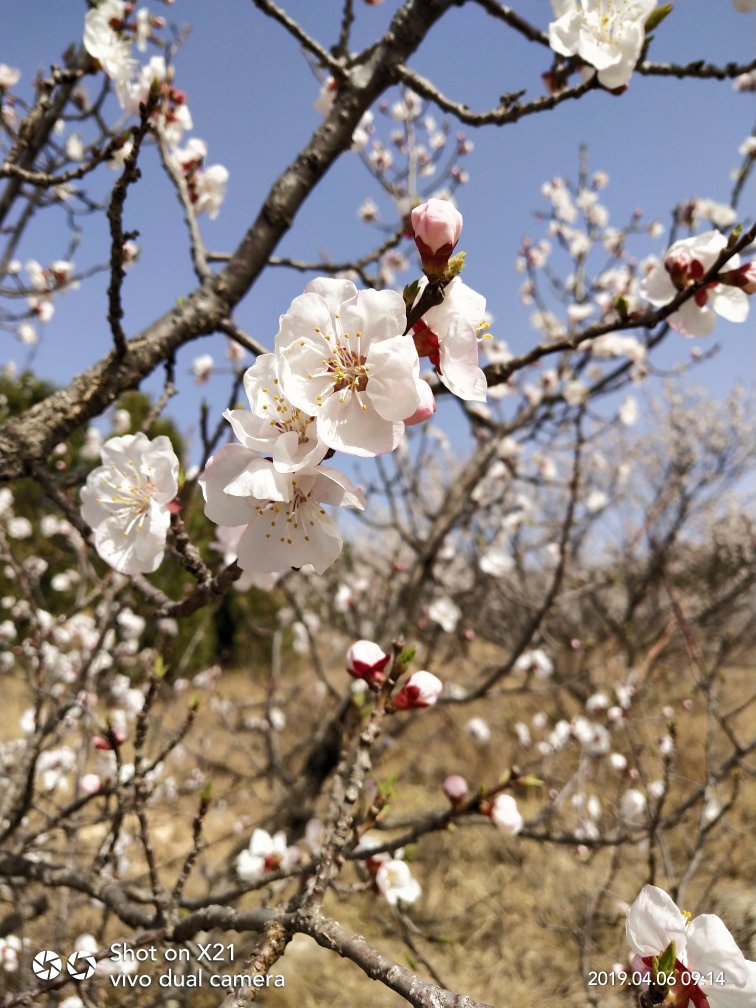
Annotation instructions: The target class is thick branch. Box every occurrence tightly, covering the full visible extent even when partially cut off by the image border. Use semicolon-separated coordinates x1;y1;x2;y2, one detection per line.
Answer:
298;911;495;1008
0;0;462;481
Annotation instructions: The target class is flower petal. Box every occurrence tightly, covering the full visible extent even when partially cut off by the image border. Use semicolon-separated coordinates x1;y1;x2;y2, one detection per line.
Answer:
687;915;749;988
626;884;689;958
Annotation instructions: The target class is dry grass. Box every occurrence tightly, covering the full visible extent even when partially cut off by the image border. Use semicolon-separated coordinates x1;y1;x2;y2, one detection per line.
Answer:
2;648;755;1007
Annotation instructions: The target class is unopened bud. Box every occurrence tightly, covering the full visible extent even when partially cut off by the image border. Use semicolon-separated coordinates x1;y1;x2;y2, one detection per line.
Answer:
443;774;469;804
411;198;462;279
404;381;436;426
393;670;443;710
719;261;756;293
346;639;391;686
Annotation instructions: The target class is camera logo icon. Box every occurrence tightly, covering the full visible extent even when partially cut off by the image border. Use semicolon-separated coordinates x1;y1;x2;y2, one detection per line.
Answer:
67;950;97;980
31;950;62;981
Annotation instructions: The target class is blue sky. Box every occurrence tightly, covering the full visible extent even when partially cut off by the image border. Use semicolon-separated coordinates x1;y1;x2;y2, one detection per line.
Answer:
2;0;755;463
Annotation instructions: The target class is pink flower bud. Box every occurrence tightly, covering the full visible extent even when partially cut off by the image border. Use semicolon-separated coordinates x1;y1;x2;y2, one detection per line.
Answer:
403;381;436;427
719;261;756;293
443;774;469;804
488;793;524;835
393;670;443;710
346;639;391;686
411;199;462;254
79;773;102;795
411;198;462;277
92;734;112;750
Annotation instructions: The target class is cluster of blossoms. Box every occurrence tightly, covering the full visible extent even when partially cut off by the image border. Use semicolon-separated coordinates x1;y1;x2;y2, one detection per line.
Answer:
345;640;443;709
2;255;79;346
197;200;487;577
641;229;752;338
79;199;487;577
442;776;524;835
83;1;228;218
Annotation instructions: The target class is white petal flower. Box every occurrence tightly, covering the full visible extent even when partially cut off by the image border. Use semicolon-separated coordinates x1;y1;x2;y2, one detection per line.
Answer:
192;164;229;219
619;787;646;824
479;547;514;577
514;648;554;678
200;445;365;575
641;230;748;338
236;828;294;883
80;433;179;575
413;277;488;402
83;0;136;106
375;859;421;906
489;794;524;835
224;354;327;473
275;278;422;456
427;596;461;633
549;1;658;90
0;64;21;89
627;885;756;1008
466;716;491;743
192;353;214;383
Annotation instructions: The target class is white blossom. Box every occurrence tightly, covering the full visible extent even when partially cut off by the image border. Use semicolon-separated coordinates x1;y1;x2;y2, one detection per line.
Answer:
627;885;756;1007
489;794;524;835
83;0;136;107
200;446;365;575
641;230;749;337
549;0;658;90
224;354;327;473
375;859;421;906
413;278;488;402
275;278;422;456
80;433;179;575
619;787;646;824
427;596;461;633
236;828;296;883
0;64;21;89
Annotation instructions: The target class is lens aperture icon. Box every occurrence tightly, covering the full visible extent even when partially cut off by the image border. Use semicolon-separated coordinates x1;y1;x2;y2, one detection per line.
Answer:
32;950;62;981
67;950;97;980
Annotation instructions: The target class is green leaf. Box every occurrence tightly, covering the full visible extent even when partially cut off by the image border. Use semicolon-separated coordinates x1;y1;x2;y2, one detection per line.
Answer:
403;842;418;861
405;954;417;970
396;646;416;670
645;4;673;33
154;654;166;679
614;295;629;320
518;775;544;788
445;251;467;278
402;279;420;307
656;939;676;977
379;772;398;799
